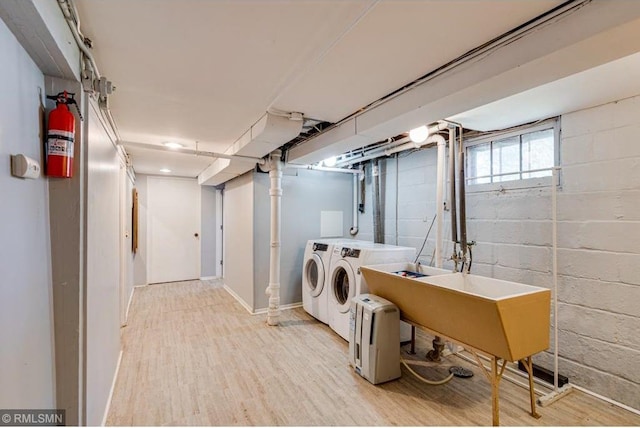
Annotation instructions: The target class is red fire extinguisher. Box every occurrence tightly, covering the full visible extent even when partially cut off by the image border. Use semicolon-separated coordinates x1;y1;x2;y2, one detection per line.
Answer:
46;91;80;178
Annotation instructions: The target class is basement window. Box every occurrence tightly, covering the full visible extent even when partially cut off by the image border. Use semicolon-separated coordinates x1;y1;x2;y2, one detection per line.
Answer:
465;119;559;190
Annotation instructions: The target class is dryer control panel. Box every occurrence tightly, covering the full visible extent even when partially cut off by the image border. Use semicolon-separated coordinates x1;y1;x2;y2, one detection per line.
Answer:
313;243;329;252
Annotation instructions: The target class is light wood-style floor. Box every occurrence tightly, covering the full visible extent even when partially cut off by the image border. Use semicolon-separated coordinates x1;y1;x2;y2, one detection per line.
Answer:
107;279;640;426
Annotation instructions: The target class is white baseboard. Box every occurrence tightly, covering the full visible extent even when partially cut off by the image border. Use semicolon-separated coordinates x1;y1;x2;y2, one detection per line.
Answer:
252;302;303;315
223;285;254;314
200;276;219;280
101;350;123;426
133;283;148;288
222;285;303;315
124;288;135;323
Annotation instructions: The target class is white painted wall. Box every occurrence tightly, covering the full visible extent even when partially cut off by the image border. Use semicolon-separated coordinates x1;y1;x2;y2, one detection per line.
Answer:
201;186;217;278
85;101;122;426
0;16;55;409
124;171;135;319
357;95;640;410
133;175;148;286
223;172;254;310
252;169;353;310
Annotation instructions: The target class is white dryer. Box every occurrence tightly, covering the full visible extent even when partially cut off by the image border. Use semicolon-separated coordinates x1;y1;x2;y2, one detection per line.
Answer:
327;243;415;341
302;239;371;324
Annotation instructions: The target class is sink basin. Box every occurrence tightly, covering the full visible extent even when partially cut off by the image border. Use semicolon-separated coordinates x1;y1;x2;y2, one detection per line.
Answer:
359;268;551;361
360;262;451;290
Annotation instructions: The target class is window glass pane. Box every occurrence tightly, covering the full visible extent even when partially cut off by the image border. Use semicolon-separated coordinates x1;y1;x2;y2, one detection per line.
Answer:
492;136;520;182
467;143;491;184
522;129;554;178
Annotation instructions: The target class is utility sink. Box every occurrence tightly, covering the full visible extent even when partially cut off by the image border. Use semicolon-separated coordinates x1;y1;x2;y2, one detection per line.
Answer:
360;262;451;287
359;268;551;361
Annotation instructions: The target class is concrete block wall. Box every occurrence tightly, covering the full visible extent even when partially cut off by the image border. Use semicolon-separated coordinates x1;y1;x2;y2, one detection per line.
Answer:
358;149;443;255
546;95;640;409
357;95;640;410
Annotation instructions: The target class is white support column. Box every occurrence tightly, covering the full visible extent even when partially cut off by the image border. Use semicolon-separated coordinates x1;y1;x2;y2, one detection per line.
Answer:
266;151;283;326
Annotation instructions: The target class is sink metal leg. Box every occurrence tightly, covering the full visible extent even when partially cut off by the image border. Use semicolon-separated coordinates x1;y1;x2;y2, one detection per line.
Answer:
491;357;500;426
520;356;541;419
471;351;506;426
409;325;416;354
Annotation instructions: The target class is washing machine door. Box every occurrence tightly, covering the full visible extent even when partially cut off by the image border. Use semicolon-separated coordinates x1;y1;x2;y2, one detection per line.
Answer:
331;259;356;314
304;253;325;298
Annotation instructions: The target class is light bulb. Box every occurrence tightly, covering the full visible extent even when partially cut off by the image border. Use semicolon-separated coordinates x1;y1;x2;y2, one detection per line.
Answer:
409;125;429;143
323;156;337;167
163;142;183;149
160;168;172;173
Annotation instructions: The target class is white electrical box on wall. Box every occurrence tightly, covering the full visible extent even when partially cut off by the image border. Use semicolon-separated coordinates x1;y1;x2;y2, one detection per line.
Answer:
320;210;343;237
10;154;41;179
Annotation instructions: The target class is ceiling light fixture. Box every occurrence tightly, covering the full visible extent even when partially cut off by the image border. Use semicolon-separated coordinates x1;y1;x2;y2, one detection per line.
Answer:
163;142;183;149
323;156;337;167
160;168;172;173
409;125;429;143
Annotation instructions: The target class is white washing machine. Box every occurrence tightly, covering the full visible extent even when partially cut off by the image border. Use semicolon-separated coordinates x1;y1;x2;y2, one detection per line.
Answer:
327;243;416;341
302;239;372;324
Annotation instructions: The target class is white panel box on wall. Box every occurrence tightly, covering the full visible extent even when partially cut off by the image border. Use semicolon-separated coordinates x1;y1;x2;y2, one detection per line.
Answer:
320;210;343;237
10;154;40;179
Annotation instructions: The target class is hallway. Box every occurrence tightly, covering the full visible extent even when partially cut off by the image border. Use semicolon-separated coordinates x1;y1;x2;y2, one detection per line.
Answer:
107;281;640;426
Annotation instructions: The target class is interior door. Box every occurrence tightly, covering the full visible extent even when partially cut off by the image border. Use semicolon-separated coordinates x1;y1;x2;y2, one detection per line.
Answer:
148;176;201;283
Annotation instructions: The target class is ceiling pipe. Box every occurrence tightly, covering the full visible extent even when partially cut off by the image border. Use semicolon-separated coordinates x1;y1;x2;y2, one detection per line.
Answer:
457;125;468;267
335;122;450;167
334;137;410;167
384;122;449;156
435;135;447;269
119;141;266;165
285;163;360;174
449;126;458;271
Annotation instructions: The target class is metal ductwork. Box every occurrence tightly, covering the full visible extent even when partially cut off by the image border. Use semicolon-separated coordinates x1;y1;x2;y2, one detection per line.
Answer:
199;112;303;186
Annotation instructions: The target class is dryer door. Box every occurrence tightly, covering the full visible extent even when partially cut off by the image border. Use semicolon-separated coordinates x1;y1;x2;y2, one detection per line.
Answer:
304;253;325;298
331;259;356;314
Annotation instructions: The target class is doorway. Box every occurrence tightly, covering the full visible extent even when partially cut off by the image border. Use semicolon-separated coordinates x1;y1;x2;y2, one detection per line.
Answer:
147;176;201;283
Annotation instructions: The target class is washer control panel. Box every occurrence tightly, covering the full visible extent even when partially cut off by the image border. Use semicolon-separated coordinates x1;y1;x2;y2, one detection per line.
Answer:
340;247;361;258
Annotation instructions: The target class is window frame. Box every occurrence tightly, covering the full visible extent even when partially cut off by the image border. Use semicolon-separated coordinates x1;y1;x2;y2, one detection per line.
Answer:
464;118;560;192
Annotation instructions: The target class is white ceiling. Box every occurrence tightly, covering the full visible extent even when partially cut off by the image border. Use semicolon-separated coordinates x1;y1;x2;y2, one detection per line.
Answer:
448;51;640;132
72;0;640;180
74;0;565;177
